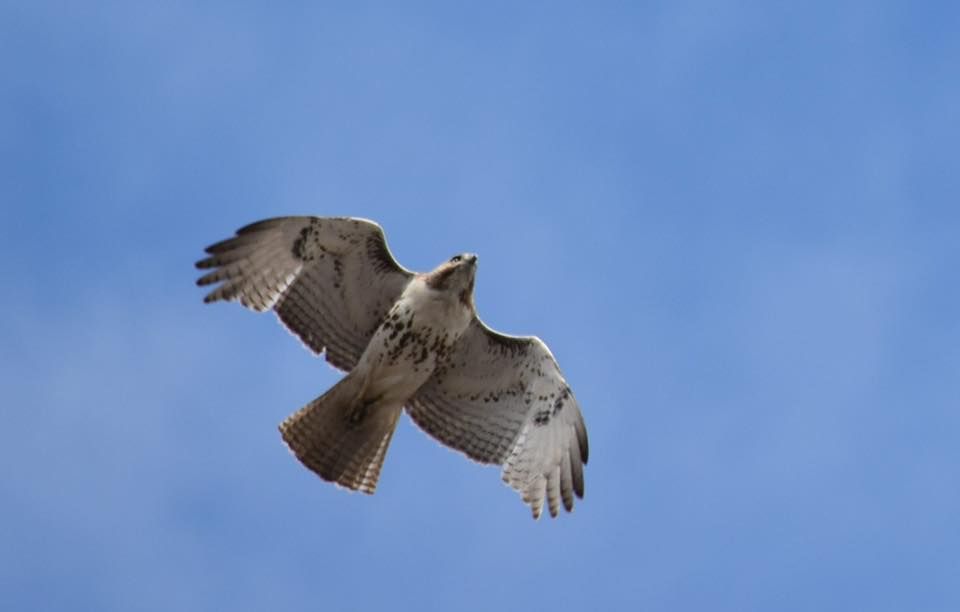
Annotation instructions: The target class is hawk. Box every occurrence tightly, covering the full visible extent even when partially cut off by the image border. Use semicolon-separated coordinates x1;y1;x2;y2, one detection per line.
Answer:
195;217;588;518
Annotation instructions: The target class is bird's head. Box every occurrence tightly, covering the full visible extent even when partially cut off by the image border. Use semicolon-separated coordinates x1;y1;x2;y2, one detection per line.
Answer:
424;253;478;307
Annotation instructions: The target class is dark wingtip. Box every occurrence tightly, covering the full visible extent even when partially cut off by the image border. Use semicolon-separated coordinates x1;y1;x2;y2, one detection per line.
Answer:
577;422;589;465
570;446;585;499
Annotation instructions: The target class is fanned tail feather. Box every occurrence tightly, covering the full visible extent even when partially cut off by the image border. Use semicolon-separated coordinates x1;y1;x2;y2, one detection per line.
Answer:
279;373;401;494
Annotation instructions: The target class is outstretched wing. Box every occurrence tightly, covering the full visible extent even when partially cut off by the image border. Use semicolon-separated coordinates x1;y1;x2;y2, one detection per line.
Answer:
196;216;414;371
407;319;588;519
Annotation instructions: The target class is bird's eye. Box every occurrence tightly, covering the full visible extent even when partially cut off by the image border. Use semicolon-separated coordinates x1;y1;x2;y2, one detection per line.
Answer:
450;254;463;263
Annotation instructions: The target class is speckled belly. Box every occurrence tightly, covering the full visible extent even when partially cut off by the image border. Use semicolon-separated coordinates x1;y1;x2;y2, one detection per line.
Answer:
359;304;460;405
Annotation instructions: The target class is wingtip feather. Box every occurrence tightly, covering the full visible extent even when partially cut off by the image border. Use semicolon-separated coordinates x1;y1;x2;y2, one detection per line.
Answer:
237;217;291;235
577;420;589;465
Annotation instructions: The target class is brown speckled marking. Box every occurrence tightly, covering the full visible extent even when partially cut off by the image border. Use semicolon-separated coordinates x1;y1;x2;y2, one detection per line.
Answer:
197;216;585;519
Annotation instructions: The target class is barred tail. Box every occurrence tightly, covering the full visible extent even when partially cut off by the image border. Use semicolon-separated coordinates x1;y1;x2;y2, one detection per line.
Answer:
279;374;401;494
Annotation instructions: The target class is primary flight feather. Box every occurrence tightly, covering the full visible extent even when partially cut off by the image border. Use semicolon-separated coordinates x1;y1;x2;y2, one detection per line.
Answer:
196;216;588;518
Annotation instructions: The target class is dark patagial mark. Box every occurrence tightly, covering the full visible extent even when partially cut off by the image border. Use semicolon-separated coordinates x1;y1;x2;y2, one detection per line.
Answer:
292;221;320;262
486;332;529;358
367;235;396;273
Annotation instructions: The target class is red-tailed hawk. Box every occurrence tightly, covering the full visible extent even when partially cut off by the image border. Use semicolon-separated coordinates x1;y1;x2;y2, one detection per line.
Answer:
195;217;588;518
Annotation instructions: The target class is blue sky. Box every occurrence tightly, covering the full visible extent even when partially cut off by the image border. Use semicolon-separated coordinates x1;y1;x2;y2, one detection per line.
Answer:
2;1;958;610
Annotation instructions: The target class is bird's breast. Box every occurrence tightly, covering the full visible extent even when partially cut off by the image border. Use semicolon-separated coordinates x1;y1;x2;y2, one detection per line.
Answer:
359;286;472;403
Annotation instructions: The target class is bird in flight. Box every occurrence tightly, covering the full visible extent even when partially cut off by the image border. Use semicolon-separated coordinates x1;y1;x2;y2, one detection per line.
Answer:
195;217;588;518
